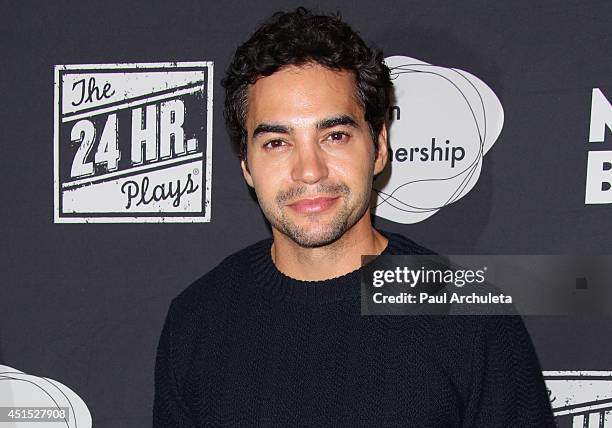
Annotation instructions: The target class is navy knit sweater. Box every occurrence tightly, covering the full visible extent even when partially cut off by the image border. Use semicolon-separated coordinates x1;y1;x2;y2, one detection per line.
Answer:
153;231;555;427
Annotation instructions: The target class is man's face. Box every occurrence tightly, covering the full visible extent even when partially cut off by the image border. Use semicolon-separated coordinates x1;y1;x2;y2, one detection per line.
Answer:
241;63;387;248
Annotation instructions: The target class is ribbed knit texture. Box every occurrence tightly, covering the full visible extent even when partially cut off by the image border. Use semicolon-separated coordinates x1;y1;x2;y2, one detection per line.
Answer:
153;230;555;427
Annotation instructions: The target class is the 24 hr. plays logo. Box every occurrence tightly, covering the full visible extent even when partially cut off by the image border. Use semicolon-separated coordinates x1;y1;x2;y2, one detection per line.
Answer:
53;62;213;223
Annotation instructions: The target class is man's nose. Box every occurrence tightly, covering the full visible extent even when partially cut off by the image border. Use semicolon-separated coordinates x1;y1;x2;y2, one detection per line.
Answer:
291;140;329;185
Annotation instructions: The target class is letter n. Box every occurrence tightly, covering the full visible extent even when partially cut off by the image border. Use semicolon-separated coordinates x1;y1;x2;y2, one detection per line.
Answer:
589;88;612;143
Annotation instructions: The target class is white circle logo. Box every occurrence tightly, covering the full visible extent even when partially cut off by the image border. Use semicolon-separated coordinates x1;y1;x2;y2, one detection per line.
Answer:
372;56;504;224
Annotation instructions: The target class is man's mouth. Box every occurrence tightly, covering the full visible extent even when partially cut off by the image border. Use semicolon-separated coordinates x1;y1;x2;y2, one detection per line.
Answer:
286;196;339;214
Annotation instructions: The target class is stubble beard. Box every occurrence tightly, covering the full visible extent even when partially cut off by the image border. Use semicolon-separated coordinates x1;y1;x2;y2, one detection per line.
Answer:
259;180;373;248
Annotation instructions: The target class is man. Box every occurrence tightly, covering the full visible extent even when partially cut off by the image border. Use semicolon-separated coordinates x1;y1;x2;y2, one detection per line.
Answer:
154;7;555;426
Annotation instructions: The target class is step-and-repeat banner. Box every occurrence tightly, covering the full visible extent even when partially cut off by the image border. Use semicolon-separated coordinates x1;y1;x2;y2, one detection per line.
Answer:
2;1;610;426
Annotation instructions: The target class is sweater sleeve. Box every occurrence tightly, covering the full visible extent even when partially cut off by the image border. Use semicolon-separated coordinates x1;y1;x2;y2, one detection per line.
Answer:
462;316;556;428
153;299;197;428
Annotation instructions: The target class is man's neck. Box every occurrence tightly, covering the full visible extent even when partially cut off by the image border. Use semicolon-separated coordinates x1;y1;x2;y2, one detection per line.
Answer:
270;215;389;281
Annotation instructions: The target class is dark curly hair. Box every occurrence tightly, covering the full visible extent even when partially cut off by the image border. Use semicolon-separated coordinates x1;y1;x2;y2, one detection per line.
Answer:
222;7;392;161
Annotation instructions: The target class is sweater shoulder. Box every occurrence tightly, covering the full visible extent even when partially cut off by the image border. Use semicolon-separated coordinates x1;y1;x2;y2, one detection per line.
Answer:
159;239;271;367
171;238;270;310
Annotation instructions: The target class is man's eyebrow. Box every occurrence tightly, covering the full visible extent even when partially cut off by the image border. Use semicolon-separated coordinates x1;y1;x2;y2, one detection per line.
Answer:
252;123;290;139
317;115;358;130
251;115;358;139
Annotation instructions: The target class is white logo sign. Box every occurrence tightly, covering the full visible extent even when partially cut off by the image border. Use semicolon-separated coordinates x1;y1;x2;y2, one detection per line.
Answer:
545;371;612;427
372;56;504;224
53;62;213;223
0;364;91;427
585;88;612;204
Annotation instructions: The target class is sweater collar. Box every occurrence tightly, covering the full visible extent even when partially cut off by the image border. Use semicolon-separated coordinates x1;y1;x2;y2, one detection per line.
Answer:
247;230;429;306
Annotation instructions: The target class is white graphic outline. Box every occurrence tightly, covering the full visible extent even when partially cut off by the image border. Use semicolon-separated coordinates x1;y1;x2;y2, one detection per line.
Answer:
53;61;213;223
372;56;503;224
0;364;91;427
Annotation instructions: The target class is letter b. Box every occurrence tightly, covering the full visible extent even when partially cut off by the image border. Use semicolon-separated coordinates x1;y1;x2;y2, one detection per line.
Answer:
585;151;612;204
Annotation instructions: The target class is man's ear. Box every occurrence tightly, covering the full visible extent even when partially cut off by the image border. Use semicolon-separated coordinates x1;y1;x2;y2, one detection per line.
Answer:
373;125;389;176
240;158;254;188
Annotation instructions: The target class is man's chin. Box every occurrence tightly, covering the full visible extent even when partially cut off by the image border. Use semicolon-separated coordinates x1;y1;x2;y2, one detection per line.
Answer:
280;224;348;248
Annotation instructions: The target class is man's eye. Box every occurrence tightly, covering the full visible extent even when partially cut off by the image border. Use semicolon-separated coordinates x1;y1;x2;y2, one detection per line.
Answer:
326;132;350;143
263;140;287;150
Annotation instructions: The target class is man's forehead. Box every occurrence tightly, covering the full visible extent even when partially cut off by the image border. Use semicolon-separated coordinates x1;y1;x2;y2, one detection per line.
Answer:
245;63;363;128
